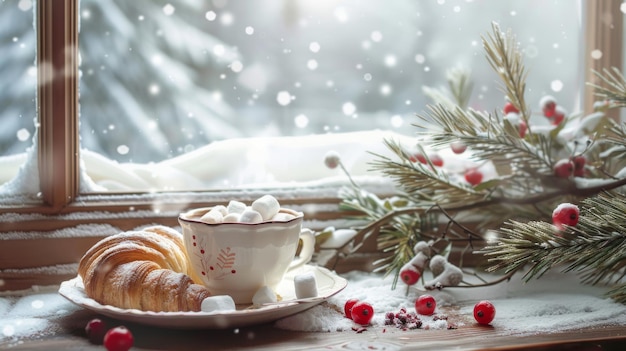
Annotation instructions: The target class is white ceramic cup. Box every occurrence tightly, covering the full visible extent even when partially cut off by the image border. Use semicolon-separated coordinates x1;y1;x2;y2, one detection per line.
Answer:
178;207;315;304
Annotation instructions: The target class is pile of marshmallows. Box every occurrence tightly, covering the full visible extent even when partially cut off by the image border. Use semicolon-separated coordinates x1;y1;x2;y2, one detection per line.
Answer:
198;195;295;224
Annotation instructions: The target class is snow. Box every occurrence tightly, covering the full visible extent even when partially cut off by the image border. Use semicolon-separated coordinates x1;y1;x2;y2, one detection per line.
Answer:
276;269;626;335
0;263;624;342
0;130;485;198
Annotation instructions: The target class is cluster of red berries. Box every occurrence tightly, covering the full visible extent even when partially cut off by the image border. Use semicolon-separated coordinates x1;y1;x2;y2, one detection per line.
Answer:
85;318;134;351
553;155;586;178
409;152;444;168
384;307;423;330
540;95;567;125
344;298;374;326
343;295;496;329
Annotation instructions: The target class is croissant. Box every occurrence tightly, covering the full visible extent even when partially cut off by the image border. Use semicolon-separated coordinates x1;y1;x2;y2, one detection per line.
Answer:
78;225;212;312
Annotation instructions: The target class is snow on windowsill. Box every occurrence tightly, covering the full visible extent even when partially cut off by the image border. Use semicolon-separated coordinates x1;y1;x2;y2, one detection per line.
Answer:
0;130;483;200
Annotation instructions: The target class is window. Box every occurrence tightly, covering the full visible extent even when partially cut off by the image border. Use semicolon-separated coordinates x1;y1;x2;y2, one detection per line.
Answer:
77;0;585;192
0;0;623;291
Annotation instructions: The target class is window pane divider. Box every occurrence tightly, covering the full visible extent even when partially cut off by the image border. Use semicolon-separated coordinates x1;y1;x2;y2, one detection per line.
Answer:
36;0;79;211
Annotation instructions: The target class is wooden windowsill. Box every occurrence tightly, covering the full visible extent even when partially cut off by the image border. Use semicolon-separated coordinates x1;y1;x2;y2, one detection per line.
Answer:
2;291;625;350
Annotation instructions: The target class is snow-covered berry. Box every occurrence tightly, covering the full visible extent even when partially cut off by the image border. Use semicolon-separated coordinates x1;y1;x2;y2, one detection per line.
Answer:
540;95;557;117
399;263;421;286
450;140;467;154
552;203;579;229
429;255;448;278
573;156;586;177
425;261;463;289
553;159;574;178
551;106;567;125
503;101;519;115
518;120;528;138
464;168;483;186
324;151;341;169
413;241;430;256
409;152;427;164
429;153;444;167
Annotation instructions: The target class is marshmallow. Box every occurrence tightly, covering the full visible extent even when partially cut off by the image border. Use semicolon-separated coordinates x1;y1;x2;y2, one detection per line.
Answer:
270;212;295;222
252;286;277;306
212;205;228;216
200;208;224;224
239;209;263;223
227;200;247;214
251;195;280;220
294;272;318;299
222;212;241;223
201;295;236;312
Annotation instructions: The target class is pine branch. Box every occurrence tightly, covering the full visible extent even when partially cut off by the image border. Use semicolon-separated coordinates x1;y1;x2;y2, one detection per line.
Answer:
446;67;473;110
482;22;530;122
589;67;626;107
481;192;626;302
369;139;486;207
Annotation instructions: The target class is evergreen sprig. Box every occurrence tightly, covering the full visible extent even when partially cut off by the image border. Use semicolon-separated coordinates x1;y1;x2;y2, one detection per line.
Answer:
481;192;626;302
336;22;626;301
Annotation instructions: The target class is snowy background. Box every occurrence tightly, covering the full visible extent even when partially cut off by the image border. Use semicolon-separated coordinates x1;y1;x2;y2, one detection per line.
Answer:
0;0;582;192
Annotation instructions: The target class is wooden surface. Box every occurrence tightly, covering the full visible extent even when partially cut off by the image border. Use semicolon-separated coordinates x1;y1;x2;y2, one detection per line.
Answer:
2;302;625;351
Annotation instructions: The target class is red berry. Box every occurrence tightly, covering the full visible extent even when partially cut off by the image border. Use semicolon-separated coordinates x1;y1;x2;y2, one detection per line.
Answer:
518;120;528;138
409;153;426;164
429;153;444;167
103;326;134;351
450;140;467;154
540;96;557;117
473;300;496;325
573;156;586;177
344;298;360;319
552;203;580;229
399;264;421;286
553;159;574;178
85;318;106;344
503;102;519;115
551;106;566;125
415;294;436;316
351;301;374;325
464;168;483;186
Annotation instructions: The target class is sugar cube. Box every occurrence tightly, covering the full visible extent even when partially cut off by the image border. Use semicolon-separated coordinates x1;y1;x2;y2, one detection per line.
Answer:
201;295;236;312
294;272;318;299
252;286;277;306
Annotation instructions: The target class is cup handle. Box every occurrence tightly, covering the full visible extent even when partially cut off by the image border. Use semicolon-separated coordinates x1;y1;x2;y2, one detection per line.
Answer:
287;228;315;272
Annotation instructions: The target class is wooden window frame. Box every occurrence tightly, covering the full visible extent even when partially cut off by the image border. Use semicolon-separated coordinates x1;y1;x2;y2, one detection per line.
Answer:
0;0;623;291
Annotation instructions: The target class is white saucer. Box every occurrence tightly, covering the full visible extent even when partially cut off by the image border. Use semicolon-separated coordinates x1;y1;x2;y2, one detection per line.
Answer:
58;264;346;329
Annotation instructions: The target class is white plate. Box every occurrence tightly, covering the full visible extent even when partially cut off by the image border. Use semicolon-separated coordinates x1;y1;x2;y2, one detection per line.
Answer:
58;265;346;329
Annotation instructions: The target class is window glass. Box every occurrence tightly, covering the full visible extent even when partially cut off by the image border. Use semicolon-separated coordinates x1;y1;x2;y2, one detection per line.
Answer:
70;1;584;192
0;0;36;189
